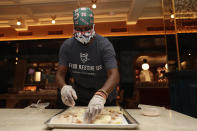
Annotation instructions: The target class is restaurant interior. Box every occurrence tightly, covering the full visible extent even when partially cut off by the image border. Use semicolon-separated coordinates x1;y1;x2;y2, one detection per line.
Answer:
0;0;197;118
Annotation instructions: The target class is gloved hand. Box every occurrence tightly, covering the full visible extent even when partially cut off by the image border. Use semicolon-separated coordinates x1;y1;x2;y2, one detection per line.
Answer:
84;95;106;123
61;85;77;106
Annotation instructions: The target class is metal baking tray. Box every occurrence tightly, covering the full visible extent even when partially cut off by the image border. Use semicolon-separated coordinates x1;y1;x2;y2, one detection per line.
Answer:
45;107;139;129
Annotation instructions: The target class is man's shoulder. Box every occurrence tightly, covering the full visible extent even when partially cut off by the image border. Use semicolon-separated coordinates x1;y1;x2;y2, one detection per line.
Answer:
95;34;106;41
95;34;111;45
62;37;75;46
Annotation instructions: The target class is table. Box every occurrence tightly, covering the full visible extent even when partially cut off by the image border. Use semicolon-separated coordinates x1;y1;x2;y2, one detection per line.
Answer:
0;108;197;131
0;108;61;131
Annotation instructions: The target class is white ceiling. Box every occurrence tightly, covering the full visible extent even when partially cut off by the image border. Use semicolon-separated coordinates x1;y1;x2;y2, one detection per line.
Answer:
0;0;163;31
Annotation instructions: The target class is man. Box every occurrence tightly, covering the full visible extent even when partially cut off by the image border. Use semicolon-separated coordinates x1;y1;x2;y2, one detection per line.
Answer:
56;7;119;123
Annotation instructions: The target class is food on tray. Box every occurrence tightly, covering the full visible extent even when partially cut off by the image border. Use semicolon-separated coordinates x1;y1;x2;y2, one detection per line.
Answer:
50;106;123;124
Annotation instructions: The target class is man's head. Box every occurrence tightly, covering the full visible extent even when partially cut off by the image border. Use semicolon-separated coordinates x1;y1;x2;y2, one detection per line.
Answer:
73;7;94;26
73;7;95;45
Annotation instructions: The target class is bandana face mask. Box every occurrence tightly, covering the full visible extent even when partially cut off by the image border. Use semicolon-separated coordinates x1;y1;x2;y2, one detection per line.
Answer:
73;24;95;45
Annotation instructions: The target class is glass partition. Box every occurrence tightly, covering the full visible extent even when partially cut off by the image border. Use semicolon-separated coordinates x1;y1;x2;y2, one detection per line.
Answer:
163;0;197;71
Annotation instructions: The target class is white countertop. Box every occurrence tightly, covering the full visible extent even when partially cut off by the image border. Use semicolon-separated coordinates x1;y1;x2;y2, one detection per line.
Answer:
0;108;197;131
0;108;61;131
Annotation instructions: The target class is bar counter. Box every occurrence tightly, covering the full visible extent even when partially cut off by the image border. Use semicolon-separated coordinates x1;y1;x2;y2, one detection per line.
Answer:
0;108;197;131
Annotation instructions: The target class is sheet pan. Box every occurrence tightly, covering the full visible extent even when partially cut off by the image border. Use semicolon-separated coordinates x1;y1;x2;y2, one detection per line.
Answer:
45;107;139;129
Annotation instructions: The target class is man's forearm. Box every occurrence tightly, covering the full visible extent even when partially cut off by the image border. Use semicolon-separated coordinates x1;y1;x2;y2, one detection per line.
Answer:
56;65;68;88
100;68;120;95
56;71;66;88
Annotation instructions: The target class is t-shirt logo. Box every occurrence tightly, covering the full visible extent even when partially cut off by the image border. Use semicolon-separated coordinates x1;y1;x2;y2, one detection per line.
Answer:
80;53;89;63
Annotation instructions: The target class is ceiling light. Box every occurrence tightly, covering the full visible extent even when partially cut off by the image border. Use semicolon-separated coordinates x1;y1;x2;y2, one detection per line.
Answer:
52;19;56;24
170;14;174;19
51;16;56;24
92;0;97;9
92;3;96;9
142;59;149;70
17;21;21;26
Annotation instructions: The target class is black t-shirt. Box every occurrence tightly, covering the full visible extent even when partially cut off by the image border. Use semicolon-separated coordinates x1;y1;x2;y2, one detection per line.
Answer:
58;34;118;102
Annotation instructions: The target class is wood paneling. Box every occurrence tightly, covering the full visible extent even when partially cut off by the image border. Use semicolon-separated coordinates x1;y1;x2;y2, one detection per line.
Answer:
0;19;174;41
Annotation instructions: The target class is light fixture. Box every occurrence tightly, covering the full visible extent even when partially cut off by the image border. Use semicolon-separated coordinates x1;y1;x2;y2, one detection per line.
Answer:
51;16;56;24
17;20;21;26
170;9;175;19
92;0;97;9
33;63;37;67
188;53;191;56
165;63;168;69
52;19;56;24
34;71;41;82
170;14;175;19
15;47;19;64
142;59;149;70
92;3;96;8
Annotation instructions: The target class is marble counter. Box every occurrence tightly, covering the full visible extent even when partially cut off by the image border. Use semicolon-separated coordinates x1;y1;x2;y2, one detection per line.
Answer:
127;109;197;131
0;108;61;131
0;108;197;131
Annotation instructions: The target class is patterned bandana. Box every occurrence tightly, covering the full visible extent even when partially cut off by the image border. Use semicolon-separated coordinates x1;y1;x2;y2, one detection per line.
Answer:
73;24;95;45
73;7;94;26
